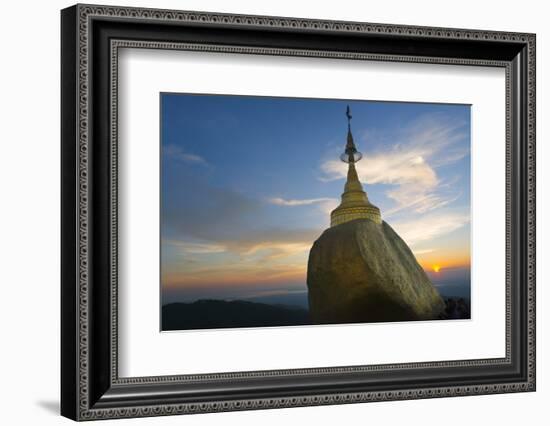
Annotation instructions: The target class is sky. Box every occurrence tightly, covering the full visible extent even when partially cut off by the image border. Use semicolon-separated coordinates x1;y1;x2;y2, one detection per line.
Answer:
160;93;471;305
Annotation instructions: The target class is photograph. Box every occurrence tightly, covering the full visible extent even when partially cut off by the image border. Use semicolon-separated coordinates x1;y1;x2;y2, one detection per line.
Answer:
160;94;472;331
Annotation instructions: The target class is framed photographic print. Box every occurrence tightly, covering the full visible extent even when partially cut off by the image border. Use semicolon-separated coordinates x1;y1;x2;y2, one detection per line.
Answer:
61;4;536;421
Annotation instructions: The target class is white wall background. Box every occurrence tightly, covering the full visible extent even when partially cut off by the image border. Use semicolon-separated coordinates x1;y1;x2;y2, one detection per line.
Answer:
0;0;546;424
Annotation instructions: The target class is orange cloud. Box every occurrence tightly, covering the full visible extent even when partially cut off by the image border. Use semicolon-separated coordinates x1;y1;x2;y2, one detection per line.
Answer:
163;262;307;290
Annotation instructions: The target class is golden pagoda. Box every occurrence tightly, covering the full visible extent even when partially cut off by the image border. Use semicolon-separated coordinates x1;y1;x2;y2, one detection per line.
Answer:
330;106;382;227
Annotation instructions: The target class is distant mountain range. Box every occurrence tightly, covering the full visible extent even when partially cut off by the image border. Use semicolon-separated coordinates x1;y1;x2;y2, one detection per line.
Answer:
162;295;470;331
162;299;311;331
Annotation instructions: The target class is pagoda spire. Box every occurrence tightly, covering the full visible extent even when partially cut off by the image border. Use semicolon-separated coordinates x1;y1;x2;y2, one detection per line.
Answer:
345;105;356;158
330;106;381;227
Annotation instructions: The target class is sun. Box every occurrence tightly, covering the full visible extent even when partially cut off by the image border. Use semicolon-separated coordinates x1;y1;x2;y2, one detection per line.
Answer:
432;265;441;273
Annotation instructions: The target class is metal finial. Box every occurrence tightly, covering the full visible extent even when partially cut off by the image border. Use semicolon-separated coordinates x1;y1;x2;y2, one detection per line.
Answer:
340;105;362;164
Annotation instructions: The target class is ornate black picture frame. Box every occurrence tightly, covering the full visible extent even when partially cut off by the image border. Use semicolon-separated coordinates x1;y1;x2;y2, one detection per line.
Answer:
61;4;536;421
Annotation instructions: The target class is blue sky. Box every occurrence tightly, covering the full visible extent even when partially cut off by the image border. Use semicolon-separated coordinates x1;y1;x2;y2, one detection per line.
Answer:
160;93;471;304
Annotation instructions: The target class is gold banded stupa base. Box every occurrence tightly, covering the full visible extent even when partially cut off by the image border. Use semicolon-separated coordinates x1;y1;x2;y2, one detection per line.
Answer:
331;204;382;226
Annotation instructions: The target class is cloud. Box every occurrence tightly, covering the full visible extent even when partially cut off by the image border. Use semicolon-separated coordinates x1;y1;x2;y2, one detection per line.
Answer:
164;240;226;254
268;196;339;217
164;144;207;165
162;229;316;289
268;197;335;207
412;248;435;255
240;242;312;260
164;228;320;264
390;211;470;247
320;114;469;216
384;188;461;216
223;228;320;260
163;261;307;289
